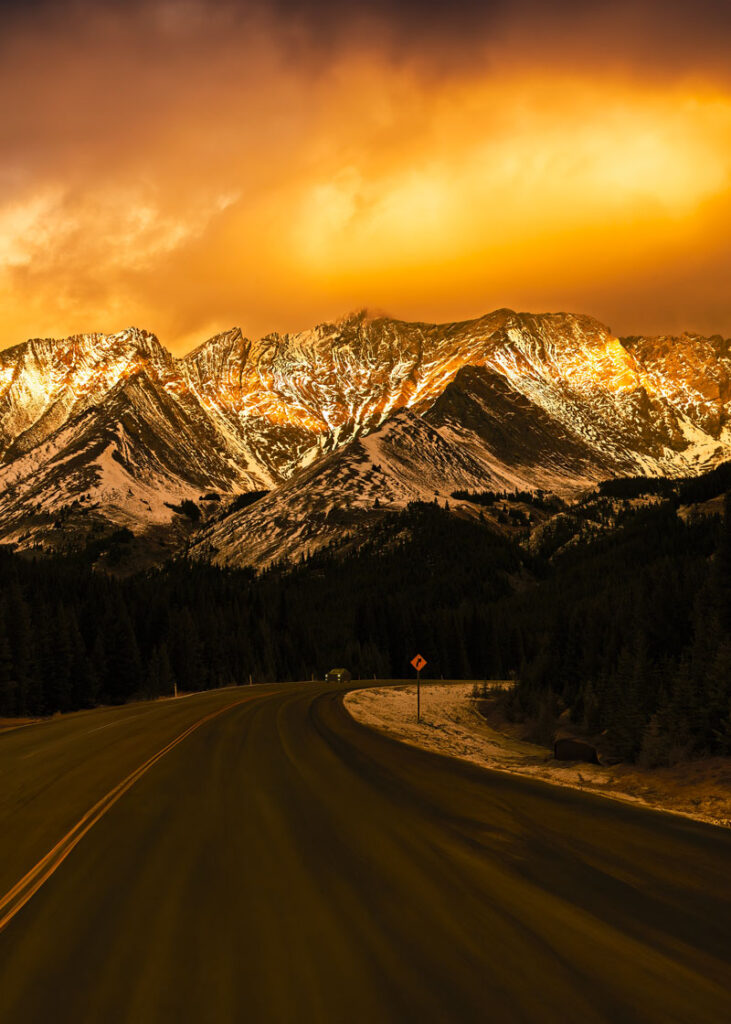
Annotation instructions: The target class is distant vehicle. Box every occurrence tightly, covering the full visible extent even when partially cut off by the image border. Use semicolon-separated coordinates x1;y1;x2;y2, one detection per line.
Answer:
326;668;352;684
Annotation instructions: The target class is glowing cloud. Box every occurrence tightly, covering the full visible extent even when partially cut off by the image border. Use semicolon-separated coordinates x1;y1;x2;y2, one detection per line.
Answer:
0;0;729;351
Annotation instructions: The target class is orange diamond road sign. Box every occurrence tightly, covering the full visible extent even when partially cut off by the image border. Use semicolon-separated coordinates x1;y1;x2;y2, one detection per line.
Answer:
411;654;427;672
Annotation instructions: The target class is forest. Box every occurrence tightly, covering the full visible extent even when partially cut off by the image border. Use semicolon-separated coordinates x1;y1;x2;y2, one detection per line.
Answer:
0;487;729;766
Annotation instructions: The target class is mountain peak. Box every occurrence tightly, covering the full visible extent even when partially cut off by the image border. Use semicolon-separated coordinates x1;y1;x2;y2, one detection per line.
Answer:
325;307;393;330
1;306;731;566
184;327;246;361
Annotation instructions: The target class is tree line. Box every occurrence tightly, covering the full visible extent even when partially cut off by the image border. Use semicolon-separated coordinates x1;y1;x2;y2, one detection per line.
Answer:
502;498;731;764
1;493;729;766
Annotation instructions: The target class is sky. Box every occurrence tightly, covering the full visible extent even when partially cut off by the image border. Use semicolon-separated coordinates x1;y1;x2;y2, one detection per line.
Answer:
1;0;730;354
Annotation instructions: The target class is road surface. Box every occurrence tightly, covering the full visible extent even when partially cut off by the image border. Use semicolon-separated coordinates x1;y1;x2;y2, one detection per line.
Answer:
0;682;730;1023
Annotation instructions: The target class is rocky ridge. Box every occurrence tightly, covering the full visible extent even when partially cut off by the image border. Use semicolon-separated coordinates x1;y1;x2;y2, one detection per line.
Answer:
0;310;728;565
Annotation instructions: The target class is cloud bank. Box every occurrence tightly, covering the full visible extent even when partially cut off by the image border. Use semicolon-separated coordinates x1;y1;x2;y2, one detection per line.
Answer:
1;0;730;351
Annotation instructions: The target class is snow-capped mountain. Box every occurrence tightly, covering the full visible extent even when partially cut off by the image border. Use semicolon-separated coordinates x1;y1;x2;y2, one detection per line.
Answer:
0;327;169;458
186;310;731;567
0;327;266;551
0;310;729;563
186;309;731;478
189;409;496;568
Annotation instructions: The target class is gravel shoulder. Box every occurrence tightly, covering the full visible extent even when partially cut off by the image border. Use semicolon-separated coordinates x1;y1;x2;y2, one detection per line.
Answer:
344;682;731;829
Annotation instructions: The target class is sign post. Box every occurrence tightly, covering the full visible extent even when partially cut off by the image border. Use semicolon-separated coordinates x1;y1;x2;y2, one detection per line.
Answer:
410;654;427;723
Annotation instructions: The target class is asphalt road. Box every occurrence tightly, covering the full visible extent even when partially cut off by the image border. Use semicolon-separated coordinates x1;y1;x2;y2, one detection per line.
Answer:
0;683;730;1023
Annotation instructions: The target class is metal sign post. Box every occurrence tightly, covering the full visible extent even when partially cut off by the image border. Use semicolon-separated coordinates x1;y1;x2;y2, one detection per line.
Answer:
410;654;427;723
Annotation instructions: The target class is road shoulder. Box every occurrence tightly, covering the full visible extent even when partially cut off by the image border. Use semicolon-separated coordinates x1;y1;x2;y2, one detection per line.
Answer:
344;683;731;829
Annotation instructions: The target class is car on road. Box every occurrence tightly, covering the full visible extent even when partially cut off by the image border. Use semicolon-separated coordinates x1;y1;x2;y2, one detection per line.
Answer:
326;668;352;684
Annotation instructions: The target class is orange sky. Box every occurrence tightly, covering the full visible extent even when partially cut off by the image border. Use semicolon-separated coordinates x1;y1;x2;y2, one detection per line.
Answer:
1;0;730;354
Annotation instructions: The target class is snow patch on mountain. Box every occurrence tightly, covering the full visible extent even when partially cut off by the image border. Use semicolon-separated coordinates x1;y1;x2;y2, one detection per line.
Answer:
1;309;730;564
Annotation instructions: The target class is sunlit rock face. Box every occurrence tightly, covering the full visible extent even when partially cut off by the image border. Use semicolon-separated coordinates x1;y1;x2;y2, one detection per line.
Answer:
187;308;731;487
185;310;731;568
622;332;731;437
181;309;517;480
0;327;266;550
0;328;173;459
0;309;729;561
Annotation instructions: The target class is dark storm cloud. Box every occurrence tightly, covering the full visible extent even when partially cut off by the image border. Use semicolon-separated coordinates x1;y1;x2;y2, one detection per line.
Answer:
3;0;731;78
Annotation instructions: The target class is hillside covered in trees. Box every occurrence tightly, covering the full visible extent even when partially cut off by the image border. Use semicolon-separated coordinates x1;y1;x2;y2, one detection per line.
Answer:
0;487;729;766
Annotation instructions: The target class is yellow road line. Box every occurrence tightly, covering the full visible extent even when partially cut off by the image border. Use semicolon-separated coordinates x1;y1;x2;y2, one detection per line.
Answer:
0;695;255;935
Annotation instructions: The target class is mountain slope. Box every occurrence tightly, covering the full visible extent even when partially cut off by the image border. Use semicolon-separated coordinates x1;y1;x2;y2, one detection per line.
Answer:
1;310;730;563
185;310;731;483
0;328;174;460
190;408;498;568
0;366;264;551
188;313;731;568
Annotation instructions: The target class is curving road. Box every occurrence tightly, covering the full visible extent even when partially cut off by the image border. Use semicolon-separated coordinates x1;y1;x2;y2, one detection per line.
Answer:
0;683;730;1023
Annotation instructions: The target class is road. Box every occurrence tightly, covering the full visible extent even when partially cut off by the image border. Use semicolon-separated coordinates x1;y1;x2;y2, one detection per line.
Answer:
0;682;730;1023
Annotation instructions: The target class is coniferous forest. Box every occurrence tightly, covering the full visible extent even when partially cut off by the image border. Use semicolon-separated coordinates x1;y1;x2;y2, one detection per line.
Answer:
0;490;729;766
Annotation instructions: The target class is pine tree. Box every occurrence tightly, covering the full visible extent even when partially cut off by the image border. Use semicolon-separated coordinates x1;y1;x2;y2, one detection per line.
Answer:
706;640;731;754
604;645;645;761
0;614;15;717
9;590;38;717
639;711;673;768
102;595;143;703
715;492;731;635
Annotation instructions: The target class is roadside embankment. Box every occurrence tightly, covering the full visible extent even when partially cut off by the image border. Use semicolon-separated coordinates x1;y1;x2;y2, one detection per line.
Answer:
344;682;731;828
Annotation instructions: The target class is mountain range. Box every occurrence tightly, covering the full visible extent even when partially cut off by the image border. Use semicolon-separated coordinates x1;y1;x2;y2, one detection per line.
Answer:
0;308;729;568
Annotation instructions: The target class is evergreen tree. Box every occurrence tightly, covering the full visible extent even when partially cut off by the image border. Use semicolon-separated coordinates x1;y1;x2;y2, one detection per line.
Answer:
0;610;15;717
